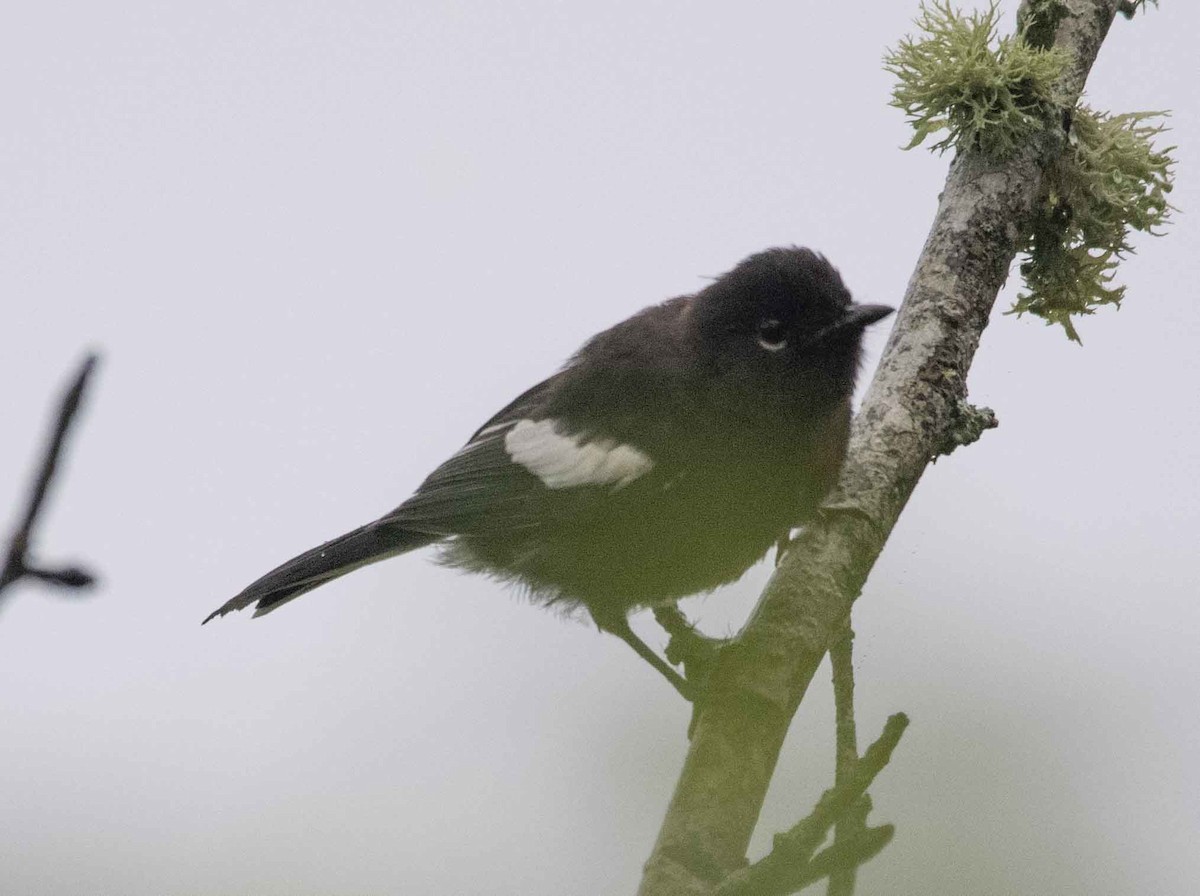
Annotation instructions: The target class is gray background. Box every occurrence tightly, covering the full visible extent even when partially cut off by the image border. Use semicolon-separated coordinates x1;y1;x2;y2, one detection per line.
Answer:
2;2;1197;894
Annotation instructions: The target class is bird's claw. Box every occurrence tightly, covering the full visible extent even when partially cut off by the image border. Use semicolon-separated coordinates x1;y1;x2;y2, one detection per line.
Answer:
774;532;795;567
652;604;730;735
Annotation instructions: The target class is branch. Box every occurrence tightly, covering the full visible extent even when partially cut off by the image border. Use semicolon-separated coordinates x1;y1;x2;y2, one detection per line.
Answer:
935;400;998;459
637;3;1125;893
826;626;861;896
1;353;100;602
713;714;908;896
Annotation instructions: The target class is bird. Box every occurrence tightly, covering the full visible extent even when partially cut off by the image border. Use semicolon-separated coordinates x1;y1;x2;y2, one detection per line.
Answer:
204;247;892;698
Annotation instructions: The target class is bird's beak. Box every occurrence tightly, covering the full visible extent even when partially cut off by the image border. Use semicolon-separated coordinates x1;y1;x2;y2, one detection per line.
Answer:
812;303;894;343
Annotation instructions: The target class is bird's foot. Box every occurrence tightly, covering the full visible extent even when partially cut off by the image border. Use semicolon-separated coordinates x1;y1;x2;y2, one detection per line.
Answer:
653;604;723;690
590;604;731;737
774;532;795;567
652;603;730;736
590;607;698;703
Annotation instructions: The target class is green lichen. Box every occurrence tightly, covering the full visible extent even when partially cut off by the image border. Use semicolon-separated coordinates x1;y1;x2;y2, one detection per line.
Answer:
1018;0;1069;50
1010;108;1176;341
885;0;1070;156
1119;1;1159;20
885;0;1174;343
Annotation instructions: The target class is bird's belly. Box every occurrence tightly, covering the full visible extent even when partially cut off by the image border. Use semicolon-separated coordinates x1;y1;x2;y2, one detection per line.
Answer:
450;473;799;614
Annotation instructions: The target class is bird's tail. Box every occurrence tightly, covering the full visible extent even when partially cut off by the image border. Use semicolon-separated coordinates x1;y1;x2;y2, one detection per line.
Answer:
203;521;437;623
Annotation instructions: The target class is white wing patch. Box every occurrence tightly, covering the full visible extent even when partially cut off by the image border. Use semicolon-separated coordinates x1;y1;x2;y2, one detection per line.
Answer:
503;419;654;489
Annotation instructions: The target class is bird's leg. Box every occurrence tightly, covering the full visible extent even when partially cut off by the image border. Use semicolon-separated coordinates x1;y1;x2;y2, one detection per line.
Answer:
590;608;695;701
652;603;729;737
653;603;724;689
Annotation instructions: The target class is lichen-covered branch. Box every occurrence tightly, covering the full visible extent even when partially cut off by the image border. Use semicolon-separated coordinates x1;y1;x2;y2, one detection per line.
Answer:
636;4;1127;894
889;1;1174;342
886;1;1071;157
1012;106;1175;341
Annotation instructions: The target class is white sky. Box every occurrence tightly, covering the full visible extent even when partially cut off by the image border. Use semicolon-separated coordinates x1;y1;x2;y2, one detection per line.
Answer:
2;3;1197;894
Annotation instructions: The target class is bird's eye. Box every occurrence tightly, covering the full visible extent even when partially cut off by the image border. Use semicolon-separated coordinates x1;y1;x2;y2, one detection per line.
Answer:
756;319;788;351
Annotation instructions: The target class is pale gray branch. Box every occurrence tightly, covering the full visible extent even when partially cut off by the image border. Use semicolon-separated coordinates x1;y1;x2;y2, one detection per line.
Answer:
637;3;1124;894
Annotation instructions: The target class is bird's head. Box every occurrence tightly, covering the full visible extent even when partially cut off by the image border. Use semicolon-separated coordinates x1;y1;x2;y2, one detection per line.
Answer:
687;247;892;419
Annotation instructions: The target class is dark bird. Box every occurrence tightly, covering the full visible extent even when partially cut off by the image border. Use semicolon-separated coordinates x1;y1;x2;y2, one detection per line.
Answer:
205;247;892;697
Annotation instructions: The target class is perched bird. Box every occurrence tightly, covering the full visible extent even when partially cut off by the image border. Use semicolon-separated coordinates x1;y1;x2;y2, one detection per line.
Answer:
205;247;892;697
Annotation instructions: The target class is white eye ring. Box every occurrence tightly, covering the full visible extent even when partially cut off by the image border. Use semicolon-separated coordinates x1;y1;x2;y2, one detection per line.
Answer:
757;319;788;351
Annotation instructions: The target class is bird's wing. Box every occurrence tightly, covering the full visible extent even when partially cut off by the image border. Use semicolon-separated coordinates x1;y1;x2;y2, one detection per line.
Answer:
382;372;659;536
205;375;573;622
465;373;563;442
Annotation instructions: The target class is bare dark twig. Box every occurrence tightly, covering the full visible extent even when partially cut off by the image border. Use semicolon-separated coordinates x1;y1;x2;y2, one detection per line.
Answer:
1;353;100;603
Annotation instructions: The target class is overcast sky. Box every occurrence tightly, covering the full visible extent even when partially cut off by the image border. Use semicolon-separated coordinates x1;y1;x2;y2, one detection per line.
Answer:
2;3;1197;894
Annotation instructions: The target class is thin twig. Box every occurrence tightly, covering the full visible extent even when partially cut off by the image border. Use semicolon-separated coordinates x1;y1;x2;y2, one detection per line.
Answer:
827;623;861;896
1;353;100;602
713;713;908;896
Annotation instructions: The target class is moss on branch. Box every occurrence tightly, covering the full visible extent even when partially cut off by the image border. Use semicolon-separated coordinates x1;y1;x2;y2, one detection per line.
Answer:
887;1;1175;342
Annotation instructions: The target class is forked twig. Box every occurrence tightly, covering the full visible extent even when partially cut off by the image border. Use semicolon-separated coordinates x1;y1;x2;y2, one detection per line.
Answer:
1;353;100;603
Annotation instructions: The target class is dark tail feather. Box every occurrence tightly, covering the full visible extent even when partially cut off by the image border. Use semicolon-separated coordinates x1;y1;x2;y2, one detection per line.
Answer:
203;522;437;623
